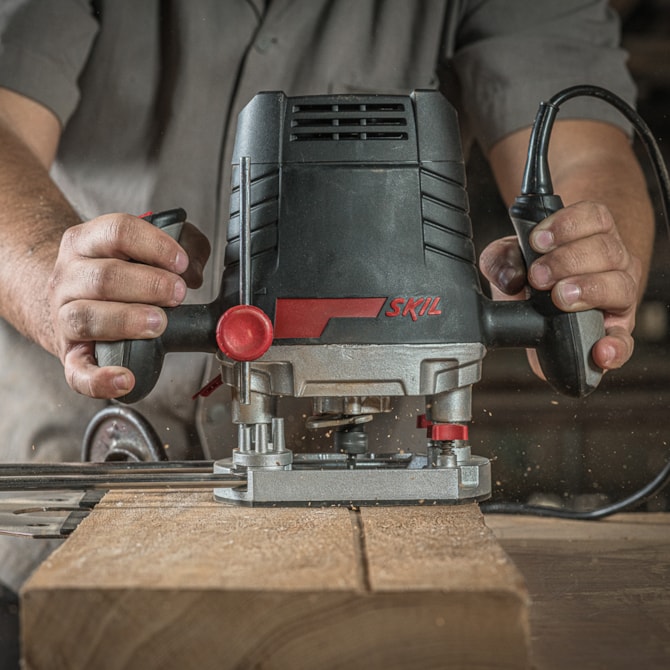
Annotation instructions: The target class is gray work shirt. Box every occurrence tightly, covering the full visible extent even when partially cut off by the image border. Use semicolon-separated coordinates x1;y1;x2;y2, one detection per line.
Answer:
0;0;636;589
0;0;635;242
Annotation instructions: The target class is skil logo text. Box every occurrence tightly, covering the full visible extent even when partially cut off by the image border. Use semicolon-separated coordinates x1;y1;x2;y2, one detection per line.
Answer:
385;297;442;321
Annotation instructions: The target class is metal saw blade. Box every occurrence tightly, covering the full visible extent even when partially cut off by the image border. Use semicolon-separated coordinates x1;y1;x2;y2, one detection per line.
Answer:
0;490;105;538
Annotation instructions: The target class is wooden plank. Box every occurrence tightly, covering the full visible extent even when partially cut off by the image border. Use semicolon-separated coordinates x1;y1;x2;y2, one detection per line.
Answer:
21;491;530;670
488;513;670;670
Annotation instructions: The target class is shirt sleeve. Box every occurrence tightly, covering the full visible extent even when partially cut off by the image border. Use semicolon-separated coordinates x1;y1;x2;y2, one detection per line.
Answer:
451;0;637;152
0;0;99;126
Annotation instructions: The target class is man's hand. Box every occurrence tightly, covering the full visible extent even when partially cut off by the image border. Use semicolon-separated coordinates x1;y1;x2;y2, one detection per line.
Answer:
486;120;654;382
480;199;642;374
48;213;211;399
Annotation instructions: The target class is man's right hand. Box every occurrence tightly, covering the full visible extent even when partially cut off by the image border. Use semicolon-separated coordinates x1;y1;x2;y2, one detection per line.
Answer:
48;213;211;399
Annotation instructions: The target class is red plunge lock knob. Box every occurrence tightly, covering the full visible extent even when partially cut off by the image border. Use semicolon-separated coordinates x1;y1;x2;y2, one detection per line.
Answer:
416;415;469;441
429;423;469;441
216;305;274;362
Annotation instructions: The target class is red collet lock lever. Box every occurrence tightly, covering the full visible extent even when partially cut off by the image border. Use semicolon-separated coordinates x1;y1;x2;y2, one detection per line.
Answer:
192;305;273;400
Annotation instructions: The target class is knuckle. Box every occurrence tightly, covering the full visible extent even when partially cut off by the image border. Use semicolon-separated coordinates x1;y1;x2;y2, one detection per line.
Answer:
116;307;152;338
144;270;175;301
554;201;615;239
595;233;626;269
154;236;178;265
61;302;96;340
103;213;155;258
584;200;615;232
85;261;125;298
60;224;83;253
621;270;638;302
47;266;64;295
67;367;100;398
103;213;135;245
553;209;579;238
106;214;176;264
138;270;177;304
65;365;85;395
544;244;584;279
64;364;79;393
63;347;99;398
627;254;643;285
552;206;582;237
585;281;610;308
581;270;636;310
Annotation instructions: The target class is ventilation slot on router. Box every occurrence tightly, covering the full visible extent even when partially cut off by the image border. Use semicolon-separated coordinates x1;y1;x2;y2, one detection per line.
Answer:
290;102;408;142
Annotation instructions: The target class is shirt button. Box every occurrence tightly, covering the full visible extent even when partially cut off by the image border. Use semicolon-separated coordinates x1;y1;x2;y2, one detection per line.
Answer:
255;34;277;52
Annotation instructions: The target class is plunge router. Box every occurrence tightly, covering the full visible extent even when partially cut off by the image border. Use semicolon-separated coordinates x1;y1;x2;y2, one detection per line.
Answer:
93;89;603;506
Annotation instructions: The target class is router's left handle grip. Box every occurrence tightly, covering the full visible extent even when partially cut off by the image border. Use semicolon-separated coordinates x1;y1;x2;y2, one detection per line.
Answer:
509;194;605;398
95;208;186;404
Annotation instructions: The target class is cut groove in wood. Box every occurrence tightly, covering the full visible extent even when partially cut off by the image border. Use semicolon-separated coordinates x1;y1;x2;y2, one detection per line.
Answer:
349;508;372;592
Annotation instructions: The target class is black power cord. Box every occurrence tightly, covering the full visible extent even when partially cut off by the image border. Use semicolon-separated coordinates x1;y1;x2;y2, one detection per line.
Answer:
481;458;670;520
481;85;670;520
522;85;670;229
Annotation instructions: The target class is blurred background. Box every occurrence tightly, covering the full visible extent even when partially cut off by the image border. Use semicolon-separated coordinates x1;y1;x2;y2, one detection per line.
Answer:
468;0;670;511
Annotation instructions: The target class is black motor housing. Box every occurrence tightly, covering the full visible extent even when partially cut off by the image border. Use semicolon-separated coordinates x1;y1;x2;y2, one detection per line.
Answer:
222;90;485;348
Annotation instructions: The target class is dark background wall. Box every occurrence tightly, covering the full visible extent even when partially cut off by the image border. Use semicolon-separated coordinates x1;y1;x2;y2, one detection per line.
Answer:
468;0;670;511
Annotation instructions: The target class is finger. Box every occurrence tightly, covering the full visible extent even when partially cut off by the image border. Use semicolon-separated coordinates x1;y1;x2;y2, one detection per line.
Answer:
530;200;616;251
525;349;546;381
56;300;167;342
528;232;630;290
526;329;632;379
479;236;527;295
178;222;211;288
549;270;638;315
53;258;187;307
591;326;634;370
63;344;136;399
62;214;189;274
490;283;527;302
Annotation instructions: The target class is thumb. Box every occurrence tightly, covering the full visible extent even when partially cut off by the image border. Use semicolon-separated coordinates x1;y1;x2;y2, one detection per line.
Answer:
479;236;527;297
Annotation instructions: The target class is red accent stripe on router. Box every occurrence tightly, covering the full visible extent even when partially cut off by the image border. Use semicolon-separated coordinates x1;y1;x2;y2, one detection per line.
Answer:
274;298;386;339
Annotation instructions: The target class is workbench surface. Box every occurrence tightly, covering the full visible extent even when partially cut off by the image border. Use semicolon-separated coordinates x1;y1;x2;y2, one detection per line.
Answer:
486;512;670;670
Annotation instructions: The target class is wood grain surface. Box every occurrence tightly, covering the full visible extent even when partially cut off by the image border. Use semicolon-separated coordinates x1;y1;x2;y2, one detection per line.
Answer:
21;491;530;670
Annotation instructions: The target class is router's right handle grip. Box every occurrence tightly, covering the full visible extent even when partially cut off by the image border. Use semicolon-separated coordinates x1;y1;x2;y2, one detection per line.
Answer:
510;194;605;398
